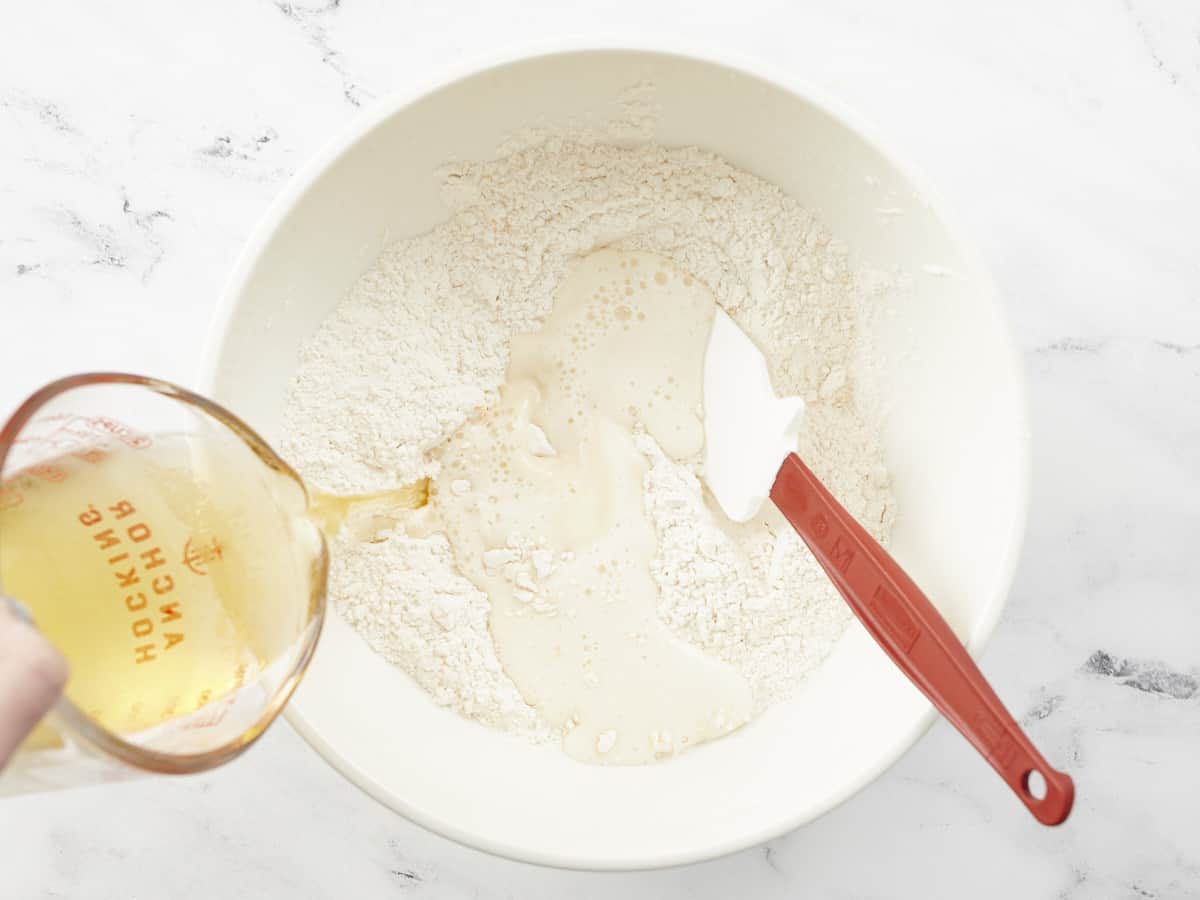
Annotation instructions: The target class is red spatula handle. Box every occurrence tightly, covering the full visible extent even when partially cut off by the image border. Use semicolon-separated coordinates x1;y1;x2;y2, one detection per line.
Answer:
770;453;1073;825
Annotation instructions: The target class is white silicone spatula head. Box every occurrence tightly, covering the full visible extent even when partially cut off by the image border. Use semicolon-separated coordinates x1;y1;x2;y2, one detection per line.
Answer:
703;308;805;522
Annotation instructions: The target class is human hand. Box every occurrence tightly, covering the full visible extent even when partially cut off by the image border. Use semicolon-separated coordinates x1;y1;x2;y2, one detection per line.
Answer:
0;596;67;768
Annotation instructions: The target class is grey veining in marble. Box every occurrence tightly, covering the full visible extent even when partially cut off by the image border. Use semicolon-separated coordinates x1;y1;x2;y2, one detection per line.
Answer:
2;0;1198;896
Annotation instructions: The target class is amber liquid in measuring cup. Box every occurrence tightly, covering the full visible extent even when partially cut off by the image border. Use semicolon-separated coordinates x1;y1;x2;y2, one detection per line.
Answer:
0;375;327;793
1;435;318;741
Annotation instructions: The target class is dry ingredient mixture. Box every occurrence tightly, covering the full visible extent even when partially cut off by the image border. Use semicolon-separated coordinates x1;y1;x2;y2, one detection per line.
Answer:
282;123;895;760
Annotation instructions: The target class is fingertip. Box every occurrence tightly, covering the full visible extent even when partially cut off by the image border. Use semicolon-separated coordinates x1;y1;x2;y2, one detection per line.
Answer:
27;635;69;695
0;598;69;696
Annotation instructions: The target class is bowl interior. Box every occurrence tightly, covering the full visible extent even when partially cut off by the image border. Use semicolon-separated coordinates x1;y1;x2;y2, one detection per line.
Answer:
204;49;1026;869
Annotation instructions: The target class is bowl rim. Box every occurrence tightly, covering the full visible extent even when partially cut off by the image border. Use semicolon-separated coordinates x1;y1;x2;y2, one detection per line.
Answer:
199;38;1031;871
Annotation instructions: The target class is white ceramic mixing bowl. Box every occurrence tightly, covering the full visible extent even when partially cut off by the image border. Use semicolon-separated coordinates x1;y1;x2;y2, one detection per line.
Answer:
202;45;1028;870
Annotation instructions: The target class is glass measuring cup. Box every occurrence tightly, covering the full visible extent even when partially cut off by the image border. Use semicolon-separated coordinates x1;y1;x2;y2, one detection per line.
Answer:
0;374;327;794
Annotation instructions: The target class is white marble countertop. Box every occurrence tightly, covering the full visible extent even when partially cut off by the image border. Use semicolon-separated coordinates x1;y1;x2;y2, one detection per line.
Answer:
2;0;1198;896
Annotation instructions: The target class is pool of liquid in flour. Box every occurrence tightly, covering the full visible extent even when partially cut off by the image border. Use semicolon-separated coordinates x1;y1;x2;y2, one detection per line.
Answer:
428;249;753;764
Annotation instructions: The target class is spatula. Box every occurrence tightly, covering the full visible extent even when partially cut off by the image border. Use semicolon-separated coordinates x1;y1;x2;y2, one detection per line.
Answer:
704;309;1074;825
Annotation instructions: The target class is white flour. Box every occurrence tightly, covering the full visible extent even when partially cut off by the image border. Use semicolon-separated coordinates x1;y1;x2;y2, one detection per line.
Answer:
640;433;883;710
333;530;553;739
283;133;895;742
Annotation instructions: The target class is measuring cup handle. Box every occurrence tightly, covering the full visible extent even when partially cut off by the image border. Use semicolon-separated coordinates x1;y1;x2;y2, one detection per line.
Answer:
769;453;1074;826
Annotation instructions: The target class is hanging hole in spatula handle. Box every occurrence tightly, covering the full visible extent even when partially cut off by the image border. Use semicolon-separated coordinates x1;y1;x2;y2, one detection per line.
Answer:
769;453;1074;826
1010;747;1074;825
